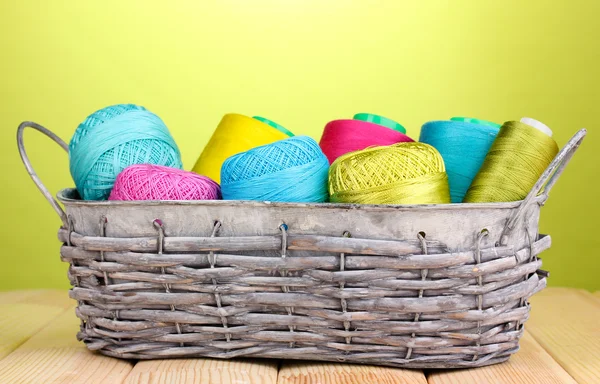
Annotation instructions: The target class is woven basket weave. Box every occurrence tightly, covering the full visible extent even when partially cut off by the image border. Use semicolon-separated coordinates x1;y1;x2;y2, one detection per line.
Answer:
18;122;586;369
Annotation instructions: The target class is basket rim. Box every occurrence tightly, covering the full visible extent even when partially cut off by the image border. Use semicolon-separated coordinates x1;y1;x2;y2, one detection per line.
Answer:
57;188;540;212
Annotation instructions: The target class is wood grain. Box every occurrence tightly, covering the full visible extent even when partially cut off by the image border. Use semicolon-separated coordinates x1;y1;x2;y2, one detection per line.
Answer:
0;290;73;359
527;287;600;384
0;309;133;383
0;289;51;305
0;289;72;308
125;358;278;384
277;362;427;384
0;287;597;383
427;331;577;384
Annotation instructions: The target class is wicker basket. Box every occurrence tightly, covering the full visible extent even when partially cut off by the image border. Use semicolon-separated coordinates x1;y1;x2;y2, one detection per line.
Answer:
18;122;586;369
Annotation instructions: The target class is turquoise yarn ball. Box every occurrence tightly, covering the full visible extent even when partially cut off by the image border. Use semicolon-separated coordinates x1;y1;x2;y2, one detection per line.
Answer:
220;136;329;202
69;104;183;200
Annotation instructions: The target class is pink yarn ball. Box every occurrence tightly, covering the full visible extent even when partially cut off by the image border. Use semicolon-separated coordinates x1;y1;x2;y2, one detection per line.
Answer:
109;164;221;201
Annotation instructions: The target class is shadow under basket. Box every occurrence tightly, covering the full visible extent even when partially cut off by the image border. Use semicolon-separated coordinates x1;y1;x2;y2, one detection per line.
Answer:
17;121;586;369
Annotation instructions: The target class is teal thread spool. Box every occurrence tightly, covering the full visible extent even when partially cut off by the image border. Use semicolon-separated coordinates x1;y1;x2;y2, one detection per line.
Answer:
419;117;500;203
450;116;501;129
69;104;183;200
353;113;406;134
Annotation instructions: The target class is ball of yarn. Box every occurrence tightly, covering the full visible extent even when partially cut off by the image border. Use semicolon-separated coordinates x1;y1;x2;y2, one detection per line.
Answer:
109;164;221;201
420;118;500;203
192;114;291;183
329;142;450;205
319;119;413;164
221;136;329;202
69;104;183;200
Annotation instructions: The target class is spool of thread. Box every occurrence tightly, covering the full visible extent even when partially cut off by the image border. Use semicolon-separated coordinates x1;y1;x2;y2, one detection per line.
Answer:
353;113;407;133
329;142;450;205
420;117;500;203
464;118;559;203
221;136;329;203
109;164;221;201
69;104;182;200
253;116;294;137
450;116;501;129
192;113;290;183
319;119;413;164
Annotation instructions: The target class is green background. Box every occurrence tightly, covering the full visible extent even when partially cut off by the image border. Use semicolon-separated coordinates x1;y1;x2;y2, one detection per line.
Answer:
1;1;598;291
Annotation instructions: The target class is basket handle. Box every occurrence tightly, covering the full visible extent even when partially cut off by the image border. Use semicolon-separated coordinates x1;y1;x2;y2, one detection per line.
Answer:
501;128;587;241
17;121;69;227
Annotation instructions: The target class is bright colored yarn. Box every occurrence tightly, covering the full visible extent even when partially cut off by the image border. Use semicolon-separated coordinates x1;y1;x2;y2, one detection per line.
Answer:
329;142;450;205
464;120;559;203
353;113;407;133
221;136;329;203
109;164;221;201
319;119;413;164
192;114;291;183
420;118;500;203
69;104;182;200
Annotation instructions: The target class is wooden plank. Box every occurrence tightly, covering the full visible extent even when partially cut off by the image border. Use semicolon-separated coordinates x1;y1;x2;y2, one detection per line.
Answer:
427;331;577;384
527;287;600;384
0;289;51;305
0;289;72;307
277;362;427;384
0;290;74;359
125;358;279;384
0;308;133;383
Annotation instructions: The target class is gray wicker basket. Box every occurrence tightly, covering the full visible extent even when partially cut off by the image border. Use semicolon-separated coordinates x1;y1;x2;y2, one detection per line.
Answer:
17;121;586;369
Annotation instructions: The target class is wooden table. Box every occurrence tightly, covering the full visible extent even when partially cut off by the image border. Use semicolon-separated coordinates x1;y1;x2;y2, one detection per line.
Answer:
0;288;597;383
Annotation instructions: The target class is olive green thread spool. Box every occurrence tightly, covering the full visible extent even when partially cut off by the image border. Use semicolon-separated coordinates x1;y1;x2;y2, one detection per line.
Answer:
464;118;559;203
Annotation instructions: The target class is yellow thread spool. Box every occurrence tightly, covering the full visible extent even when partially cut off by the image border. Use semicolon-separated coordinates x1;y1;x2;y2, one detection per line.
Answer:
464;118;559;203
192;113;289;183
329;142;451;205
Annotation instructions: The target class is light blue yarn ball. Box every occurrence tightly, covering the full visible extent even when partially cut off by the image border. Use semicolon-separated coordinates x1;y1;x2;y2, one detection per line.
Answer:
69;104;183;200
420;120;499;203
220;136;329;203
